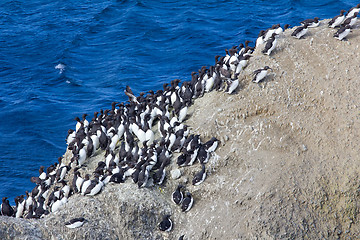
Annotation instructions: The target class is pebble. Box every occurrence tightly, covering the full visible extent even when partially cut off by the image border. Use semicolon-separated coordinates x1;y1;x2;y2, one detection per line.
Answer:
301;144;308;152
170;169;182;179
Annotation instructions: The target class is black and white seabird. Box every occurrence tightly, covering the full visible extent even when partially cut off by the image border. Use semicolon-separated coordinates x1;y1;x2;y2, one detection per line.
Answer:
226;79;239;95
153;157;170;185
328;10;346;28
291;23;309;39
192;164;207;186
109;169;125;184
124;85;139;103
346;4;360;18
252;66;272;83
1;197;14;216
83;178;104;196
274;24;284;35
203;137;219;153
81;174;91;195
158;215;173;232
137;164;149;188
14;195;25;218
181;192;194;212
65;217;86;228
262;33;277;56
255;30;265;48
300;17;320;28
341;13;358;27
197;145;209;164
51;196;66;212
26;205;35;219
235;55;252;74
333;25;351;41
72;171;84;193
263;24;279;41
38;166;47;180
172;185;184;205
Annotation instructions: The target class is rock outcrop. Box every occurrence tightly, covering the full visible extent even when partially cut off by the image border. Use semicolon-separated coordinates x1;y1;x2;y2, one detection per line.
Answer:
1;19;360;239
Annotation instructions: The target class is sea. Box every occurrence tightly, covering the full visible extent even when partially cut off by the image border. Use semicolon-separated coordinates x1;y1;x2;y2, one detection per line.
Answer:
0;0;357;204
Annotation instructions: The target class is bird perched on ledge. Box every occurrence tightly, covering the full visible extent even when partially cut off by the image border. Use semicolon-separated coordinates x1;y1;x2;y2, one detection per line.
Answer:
158;215;173;231
345;4;360;18
291;23;309;39
252;66;272;83
341;12;358;28
124;85;139;103
300;17;320;28
328;10;346;28
65;217;86;228
333;25;351;41
262;33;277;56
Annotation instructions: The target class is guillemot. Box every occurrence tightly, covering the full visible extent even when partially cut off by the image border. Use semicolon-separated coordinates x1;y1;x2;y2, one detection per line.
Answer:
328;10;346;28
346;4;360;18
300;17;320;28
252;66;272;83
192;164;207;186
65;217;86;228
262;33;277;56
291;23;309;39
1;197;14;216
181;192;194;212
158;215;173;231
341;13;358;28
333;25;351;41
172;184;184;205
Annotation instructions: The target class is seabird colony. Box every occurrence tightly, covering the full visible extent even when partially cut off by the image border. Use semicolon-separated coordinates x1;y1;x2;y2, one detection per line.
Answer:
1;3;359;234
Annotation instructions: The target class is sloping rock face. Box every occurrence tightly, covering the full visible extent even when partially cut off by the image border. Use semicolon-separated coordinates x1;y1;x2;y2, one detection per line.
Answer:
1;20;360;239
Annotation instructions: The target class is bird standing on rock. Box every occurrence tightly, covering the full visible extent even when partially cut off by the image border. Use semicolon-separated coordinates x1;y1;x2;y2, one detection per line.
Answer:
181;192;194;212
345;4;360;18
172;184;184;205
291;23;309;39
203;137;219;153
341;13;358;28
124;86;139;104
300;17;320;28
252;66;272;83
256;30;266;48
158;215;173;231
334;25;351;41
1;197;14;216
226;79;239;95
65;217;86;228
192;164;207;186
262;33;277;56
328;10;346;28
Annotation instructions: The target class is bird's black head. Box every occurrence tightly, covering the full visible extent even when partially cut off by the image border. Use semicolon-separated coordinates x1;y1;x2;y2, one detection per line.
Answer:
264;66;272;70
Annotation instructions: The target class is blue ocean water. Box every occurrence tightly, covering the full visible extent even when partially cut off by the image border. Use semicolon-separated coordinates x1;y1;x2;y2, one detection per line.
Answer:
0;0;357;204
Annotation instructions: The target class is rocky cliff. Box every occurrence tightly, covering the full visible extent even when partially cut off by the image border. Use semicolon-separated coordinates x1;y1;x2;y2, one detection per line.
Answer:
1;19;360;239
